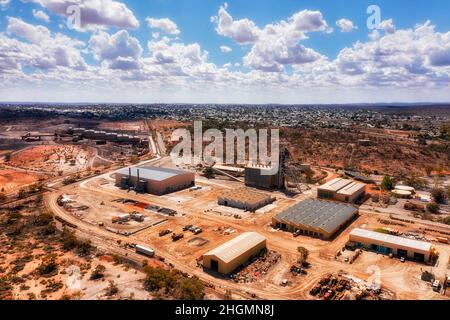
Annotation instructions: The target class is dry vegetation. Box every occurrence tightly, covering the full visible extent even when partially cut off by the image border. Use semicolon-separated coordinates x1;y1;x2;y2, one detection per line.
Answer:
282;128;449;177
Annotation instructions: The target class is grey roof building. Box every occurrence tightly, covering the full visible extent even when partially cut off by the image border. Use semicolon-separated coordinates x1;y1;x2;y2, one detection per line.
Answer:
273;199;358;239
115;166;195;195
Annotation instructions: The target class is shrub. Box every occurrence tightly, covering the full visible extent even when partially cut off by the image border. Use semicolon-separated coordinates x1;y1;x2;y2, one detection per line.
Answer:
178;277;204;300
105;281;119;296
431;188;446;204
381;176;394;191
143;266;176;292
90;265;106;280
426;203;440;214
297;246;309;264
36;256;58;277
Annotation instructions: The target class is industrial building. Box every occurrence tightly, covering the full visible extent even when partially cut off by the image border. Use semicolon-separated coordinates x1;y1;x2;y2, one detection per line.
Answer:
349;228;433;263
245;164;284;189
203;232;267;274
218;188;275;211
69;127;143;145
273;199;358;240
317;178;366;203
115;166;195;195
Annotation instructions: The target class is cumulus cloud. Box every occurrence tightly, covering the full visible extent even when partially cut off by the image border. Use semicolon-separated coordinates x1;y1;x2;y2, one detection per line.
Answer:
213;4;328;72
3;17;87;71
1;6;450;103
89;30;142;70
31;0;139;30
212;3;259;45
220;45;232;53
331;21;450;87
7;17;51;43
146;18;180;36
336;18;357;33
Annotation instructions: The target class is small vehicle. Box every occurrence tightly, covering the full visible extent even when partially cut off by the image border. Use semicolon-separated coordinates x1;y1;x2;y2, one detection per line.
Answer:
172;233;184;241
159;229;172;237
432;280;441;292
193;227;203;235
400;257;406;263
183;225;193;231
344;257;350;262
293;230;301;237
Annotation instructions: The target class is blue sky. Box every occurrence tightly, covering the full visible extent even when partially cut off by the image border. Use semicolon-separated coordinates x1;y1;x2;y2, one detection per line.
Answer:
0;0;450;103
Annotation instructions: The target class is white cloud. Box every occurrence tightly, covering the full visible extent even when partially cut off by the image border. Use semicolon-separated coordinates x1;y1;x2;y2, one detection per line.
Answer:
213;4;328;72
146;18;180;36
336;18;357;33
220;45;232;53
1;10;450;104
7;17;51;43
330;21;450;87
4;17;87;71
380;19;395;34
31;0;139;30
33;9;50;23
212;3;259;45
89;30;142;70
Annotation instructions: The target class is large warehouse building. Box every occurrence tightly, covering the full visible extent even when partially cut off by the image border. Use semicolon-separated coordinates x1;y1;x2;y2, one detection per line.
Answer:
273;199;358;240
349;228;433;263
218;188;275;211
318;178;366;203
203;232;267;274
115;166;195;195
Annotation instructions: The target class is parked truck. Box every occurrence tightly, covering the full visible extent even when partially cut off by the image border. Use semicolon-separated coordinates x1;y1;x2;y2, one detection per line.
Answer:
136;245;155;257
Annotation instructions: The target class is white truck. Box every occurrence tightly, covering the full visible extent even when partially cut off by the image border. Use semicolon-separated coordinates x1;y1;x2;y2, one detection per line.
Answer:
135;245;155;257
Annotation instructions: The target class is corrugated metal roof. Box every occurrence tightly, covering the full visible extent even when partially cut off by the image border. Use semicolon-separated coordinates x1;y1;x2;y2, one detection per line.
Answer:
337;182;366;196
219;188;273;205
274;199;358;234
116;166;192;182
203;232;266;263
350;228;432;252
319;178;353;192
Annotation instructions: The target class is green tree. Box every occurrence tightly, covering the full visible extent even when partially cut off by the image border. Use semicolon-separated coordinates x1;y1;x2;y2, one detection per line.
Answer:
143;267;176;292
178;277;205;300
297;246;309;264
17;189;27;199
60;227;78;251
90;265;106;280
36;256;58;277
105;281;119;296
426;203;440;214
4;152;11;162
431;188;446;204
381;176;394;191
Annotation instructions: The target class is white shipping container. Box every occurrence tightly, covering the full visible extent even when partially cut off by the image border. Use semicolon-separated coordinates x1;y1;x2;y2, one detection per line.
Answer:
136;245;155;257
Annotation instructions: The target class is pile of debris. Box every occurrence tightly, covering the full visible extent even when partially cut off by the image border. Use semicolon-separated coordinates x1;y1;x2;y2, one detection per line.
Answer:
230;250;281;283
400;232;433;242
309;273;394;300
